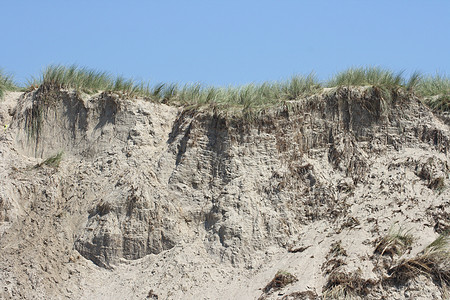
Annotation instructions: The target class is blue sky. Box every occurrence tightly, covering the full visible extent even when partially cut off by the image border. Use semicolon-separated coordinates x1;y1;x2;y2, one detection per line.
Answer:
1;1;449;86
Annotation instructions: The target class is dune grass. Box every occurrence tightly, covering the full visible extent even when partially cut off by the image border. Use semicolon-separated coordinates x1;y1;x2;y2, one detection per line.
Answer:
416;74;450;97
156;74;321;111
327;67;404;89
141;74;322;110
375;227;415;257
6;64;448;113
326;67;426;99
389;232;449;287
26;66;321;111
415;74;450;112
327;67;449;110
0;69;18;99
29;65;152;97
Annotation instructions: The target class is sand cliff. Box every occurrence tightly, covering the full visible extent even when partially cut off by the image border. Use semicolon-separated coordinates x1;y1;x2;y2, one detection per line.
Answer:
0;86;448;299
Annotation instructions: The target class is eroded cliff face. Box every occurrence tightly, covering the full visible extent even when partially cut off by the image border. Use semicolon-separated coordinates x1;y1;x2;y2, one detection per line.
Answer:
0;86;448;299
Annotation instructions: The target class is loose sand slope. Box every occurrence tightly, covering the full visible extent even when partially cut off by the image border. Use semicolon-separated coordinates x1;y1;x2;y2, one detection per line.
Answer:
0;87;448;299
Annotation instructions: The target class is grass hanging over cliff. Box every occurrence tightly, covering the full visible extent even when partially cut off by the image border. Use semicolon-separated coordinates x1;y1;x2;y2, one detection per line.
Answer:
0;69;18;99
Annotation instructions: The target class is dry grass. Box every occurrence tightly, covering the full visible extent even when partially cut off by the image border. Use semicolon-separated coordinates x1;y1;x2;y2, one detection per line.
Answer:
388;232;450;287
95;200;112;217
374;227;415;257
281;291;318;299
322;269;376;300
262;270;298;294
329;241;348;258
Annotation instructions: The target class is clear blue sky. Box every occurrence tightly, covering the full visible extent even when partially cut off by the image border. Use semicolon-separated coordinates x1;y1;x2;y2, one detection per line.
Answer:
1;1;449;86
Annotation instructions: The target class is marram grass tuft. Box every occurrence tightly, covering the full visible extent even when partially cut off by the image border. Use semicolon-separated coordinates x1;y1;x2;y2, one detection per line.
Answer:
0;69;18;99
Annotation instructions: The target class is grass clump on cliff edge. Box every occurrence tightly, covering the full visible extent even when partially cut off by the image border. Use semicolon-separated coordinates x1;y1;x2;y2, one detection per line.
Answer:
327;67;450;112
0;69;18;99
416;74;450;112
31;65;152;98
327;67;404;89
326;67;424;102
